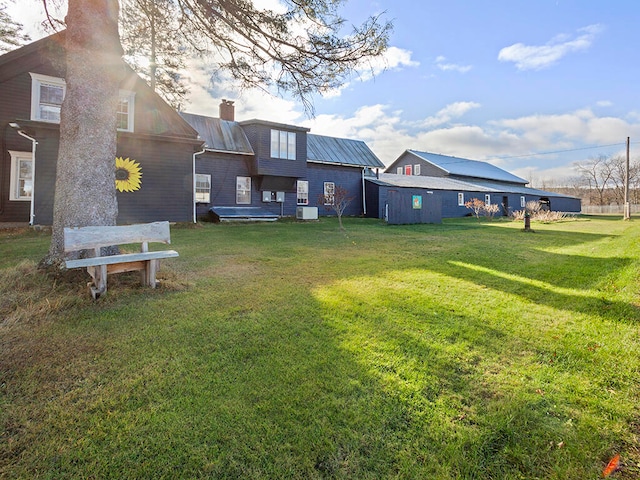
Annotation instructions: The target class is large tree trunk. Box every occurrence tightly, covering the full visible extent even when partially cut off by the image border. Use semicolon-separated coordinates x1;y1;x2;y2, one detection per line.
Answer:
45;0;124;264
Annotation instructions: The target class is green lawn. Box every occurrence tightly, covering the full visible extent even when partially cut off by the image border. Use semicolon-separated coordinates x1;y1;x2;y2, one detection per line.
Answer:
1;216;639;479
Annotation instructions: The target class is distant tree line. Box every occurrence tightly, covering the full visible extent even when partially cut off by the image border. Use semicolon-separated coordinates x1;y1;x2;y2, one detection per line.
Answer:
540;155;640;206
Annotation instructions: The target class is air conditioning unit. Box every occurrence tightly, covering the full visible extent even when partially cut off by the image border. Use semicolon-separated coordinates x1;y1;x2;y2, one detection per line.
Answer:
296;206;318;220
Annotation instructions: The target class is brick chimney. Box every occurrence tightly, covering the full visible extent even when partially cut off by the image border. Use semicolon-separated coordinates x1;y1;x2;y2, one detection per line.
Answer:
219;99;235;121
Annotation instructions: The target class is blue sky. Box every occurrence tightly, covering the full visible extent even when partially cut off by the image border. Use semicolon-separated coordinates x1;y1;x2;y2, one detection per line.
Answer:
10;0;640;185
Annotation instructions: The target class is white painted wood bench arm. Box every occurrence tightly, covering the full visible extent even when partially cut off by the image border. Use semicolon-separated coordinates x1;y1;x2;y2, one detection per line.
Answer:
63;222;179;299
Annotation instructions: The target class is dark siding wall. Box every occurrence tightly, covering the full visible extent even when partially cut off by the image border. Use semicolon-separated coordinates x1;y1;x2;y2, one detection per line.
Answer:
242;123;307;177
373;185;442;224
116;136;193;224
195;151;253;218
0;44;198;225
305;163;365;217
195;154;367;218
0;64;59;222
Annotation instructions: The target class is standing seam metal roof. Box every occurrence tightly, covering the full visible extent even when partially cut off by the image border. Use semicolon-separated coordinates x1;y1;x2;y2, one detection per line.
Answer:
368;173;578;199
179;112;254;154
407;150;528;184
307;134;385;168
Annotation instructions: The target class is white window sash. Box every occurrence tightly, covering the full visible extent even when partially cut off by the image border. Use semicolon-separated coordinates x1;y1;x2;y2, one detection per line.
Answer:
9;150;33;201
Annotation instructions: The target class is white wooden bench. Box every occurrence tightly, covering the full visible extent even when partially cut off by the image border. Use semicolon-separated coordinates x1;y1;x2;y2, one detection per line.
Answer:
64;221;179;299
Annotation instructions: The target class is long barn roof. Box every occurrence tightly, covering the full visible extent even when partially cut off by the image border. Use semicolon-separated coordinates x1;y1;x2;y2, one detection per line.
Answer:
403;150;528;184
368;173;578;198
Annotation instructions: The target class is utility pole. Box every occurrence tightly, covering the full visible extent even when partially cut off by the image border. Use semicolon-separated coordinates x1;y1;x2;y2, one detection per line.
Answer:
623;137;631;220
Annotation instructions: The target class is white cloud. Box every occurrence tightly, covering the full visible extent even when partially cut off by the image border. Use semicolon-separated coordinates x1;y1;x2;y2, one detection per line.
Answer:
596;100;613;107
419;101;481;128
498;24;603;70
435;56;472;73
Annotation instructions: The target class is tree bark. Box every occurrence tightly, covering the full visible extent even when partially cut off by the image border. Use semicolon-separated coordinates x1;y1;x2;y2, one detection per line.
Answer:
46;0;125;263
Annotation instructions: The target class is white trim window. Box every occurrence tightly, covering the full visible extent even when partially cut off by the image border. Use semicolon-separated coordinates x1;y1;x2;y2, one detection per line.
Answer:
30;72;65;122
520;196;526;208
30;73;135;131
396;166;402;175
404;165;412;176
323;181;335;205
414;164;421;175
236;176;251;204
117;90;136;132
270;129;296;160
195;174;211;203
9;151;33;201
458;192;465;206
485;194;491;205
297;180;309;205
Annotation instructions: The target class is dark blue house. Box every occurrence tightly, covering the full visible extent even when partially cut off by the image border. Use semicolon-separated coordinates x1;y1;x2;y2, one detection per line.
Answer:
181;103;385;221
366;149;581;224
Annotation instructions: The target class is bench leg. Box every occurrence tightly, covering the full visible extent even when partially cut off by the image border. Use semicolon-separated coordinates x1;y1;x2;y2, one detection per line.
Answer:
87;264;107;299
143;259;159;288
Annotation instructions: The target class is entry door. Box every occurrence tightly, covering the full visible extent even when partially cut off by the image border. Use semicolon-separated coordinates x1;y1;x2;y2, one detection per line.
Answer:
502;196;509;216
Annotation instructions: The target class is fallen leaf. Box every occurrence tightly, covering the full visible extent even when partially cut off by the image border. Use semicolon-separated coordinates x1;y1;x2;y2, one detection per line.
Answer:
602;453;621;478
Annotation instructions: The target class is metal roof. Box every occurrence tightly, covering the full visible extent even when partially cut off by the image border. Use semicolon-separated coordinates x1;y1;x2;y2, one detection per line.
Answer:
179;112;254;155
406;150;528;184
368;173;578;199
307;134;385;168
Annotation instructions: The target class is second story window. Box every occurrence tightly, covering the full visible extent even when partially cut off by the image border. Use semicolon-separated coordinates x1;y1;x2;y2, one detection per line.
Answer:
30;73;135;132
30;73;65;122
117;91;135;132
270;129;296;160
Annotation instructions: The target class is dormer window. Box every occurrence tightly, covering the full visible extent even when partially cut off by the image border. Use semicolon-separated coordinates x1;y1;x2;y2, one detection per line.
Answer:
30;73;135;131
270;129;296;160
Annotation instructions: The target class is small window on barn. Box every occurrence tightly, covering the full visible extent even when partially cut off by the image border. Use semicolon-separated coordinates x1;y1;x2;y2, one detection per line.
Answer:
485;194;491;205
458;192;464;206
520;196;526;208
117;90;135;132
30;73;65;123
195;174;211;203
236;176;251;204
9;151;33;201
404;165;412;176
297;180;309;205
323;182;335;205
270;129;296;160
396;167;402;175
414;164;421;175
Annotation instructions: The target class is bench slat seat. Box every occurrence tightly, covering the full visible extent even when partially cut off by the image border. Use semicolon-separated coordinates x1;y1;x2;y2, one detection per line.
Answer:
63;221;178;299
65;250;178;269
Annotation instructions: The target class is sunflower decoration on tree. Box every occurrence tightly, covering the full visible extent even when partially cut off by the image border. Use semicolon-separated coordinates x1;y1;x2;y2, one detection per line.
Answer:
115;157;142;192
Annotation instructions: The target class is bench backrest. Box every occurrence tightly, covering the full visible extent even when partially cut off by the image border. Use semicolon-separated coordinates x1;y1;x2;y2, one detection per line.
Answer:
64;221;172;253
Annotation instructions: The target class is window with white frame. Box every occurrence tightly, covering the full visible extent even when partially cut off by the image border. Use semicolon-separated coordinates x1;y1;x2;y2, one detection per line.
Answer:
9;151;33;201
116;90;135;132
270;129;296;159
30;73;65;122
297;180;309;205
396;166;402;175
520;196;526;208
323;181;335;205
458;192;465;206
195;174;211;203
485;194;491;205
236;176;251;204
30;73;135;131
414;164;421;175
404;165;412;176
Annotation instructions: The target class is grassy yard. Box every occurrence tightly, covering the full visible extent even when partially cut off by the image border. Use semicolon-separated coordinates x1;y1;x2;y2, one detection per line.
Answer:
1;216;639;479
